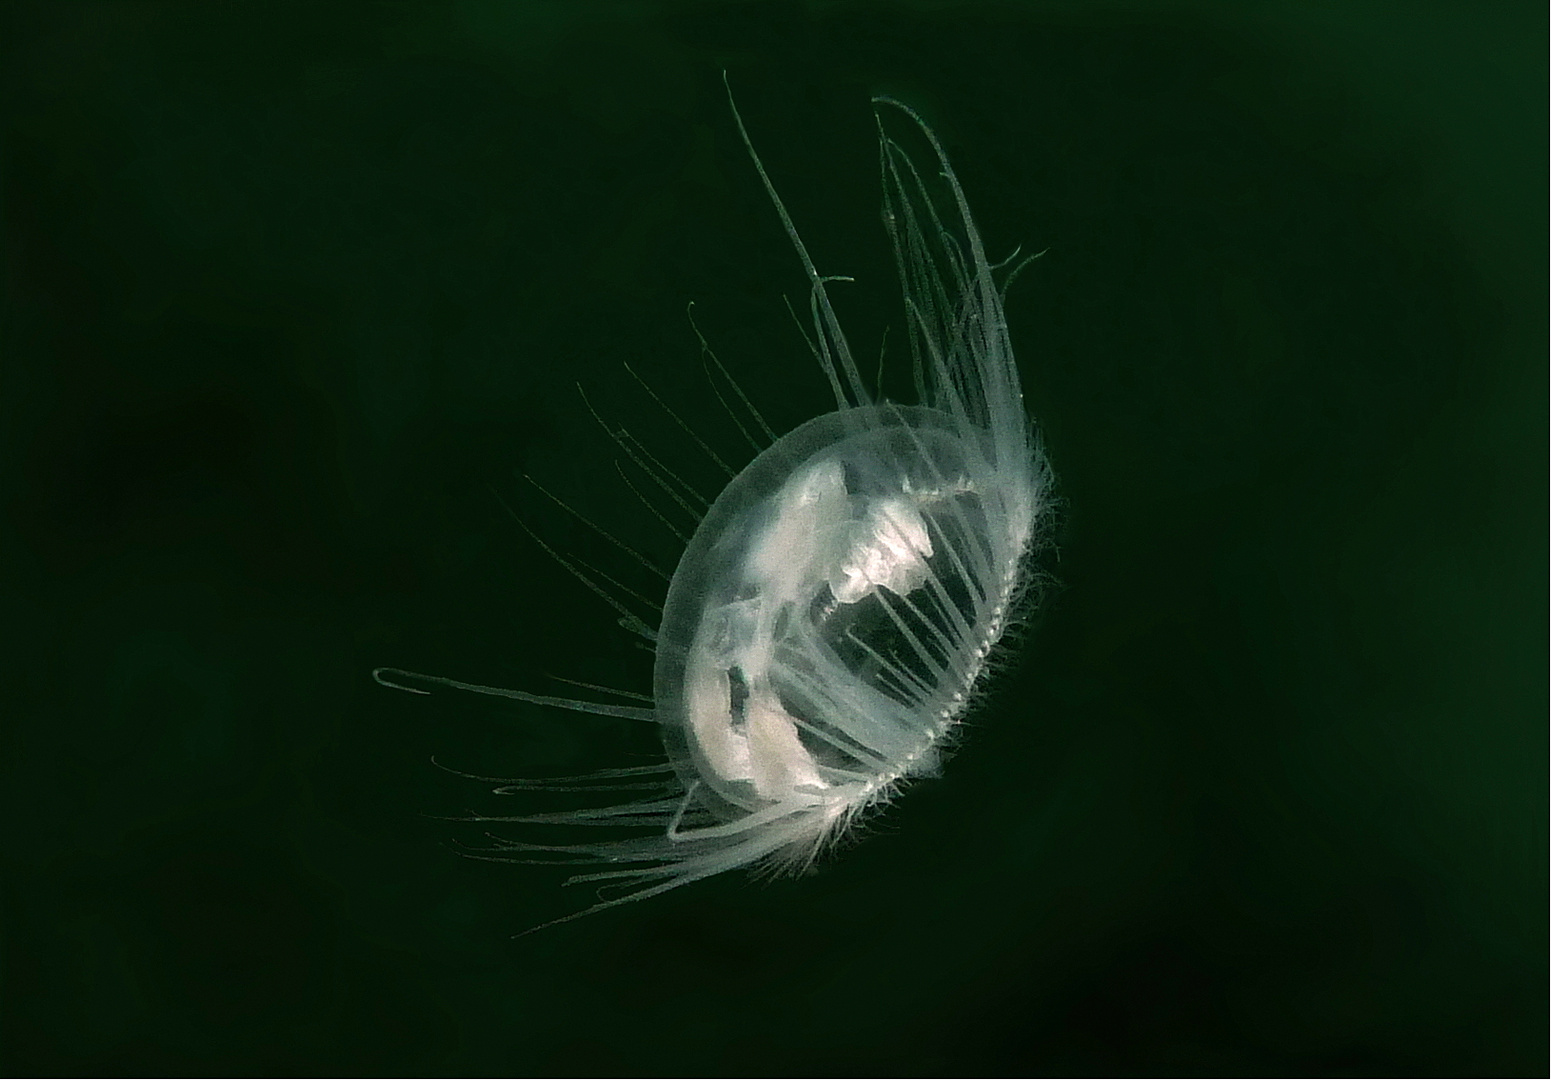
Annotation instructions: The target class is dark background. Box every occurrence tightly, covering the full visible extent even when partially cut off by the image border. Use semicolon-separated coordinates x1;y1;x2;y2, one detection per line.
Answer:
2;1;1543;1074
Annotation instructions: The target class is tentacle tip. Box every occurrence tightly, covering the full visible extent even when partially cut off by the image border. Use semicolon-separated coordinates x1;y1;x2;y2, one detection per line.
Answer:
373;667;431;694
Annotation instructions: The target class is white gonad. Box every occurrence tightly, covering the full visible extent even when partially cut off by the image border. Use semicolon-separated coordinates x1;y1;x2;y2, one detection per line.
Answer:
377;80;1056;932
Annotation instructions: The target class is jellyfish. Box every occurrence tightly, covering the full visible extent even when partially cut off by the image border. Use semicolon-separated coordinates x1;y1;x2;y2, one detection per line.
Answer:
377;85;1054;929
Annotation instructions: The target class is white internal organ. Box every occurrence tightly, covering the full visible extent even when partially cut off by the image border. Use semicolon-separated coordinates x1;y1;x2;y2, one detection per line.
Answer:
687;461;935;801
830;495;933;603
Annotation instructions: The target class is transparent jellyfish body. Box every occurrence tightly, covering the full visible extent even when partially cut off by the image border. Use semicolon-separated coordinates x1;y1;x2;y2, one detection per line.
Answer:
377;89;1054;929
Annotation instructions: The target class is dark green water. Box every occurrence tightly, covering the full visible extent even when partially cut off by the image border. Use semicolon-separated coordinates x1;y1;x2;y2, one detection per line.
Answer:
3;1;1542;1073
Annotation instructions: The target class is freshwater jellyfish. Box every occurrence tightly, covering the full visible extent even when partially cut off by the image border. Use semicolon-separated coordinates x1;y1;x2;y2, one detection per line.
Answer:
377;89;1053;928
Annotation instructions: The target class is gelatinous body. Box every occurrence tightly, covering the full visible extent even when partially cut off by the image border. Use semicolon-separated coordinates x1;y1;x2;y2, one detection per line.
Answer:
377;89;1053;927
